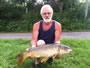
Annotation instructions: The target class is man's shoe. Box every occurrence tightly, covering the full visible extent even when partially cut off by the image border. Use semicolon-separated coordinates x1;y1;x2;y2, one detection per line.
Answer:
47;57;53;64
34;64;39;68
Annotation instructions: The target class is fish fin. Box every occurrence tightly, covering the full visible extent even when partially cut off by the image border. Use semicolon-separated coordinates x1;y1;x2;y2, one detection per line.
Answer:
15;53;22;59
17;57;24;68
52;55;57;59
16;52;31;68
41;58;49;64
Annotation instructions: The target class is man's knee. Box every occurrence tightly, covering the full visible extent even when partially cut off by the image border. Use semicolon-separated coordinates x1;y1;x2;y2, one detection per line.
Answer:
55;54;62;59
37;40;45;47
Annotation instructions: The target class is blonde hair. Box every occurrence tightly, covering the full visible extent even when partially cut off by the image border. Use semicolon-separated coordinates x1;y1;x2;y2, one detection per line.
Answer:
40;4;53;15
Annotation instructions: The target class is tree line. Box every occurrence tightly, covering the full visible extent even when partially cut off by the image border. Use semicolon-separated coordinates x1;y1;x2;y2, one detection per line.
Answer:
0;0;90;32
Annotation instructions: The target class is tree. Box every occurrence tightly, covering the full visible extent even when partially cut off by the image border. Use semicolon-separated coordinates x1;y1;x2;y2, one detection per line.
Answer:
85;0;88;19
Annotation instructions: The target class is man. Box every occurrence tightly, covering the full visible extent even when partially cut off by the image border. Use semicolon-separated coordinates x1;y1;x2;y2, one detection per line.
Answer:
28;4;61;68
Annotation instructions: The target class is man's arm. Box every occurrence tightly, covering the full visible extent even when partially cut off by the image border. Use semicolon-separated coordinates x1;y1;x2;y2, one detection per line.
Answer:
55;21;62;43
30;22;40;48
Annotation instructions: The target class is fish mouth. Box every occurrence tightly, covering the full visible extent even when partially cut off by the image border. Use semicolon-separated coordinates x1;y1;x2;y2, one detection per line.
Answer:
68;49;72;53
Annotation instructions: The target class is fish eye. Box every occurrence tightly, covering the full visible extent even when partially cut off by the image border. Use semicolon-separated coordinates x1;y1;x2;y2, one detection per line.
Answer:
65;46;70;49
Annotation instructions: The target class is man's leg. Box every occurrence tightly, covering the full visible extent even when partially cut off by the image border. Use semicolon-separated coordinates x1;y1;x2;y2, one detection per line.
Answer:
34;40;45;68
35;58;40;68
47;57;53;64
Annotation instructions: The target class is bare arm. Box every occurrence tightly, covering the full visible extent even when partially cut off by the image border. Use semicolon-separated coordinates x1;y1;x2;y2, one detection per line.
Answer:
30;22;40;47
55;21;62;43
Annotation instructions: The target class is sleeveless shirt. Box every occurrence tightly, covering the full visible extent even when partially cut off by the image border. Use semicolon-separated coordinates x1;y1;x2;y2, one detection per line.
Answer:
38;21;55;44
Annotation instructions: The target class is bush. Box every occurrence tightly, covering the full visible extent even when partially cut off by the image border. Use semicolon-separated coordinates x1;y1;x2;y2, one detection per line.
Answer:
0;20;7;32
53;12;87;31
0;2;89;32
0;3;25;20
3;10;41;32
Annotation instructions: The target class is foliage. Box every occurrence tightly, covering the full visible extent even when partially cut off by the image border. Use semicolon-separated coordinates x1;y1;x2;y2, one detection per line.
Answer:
0;3;25;20
0;1;90;32
53;10;88;31
0;3;25;32
0;39;90;68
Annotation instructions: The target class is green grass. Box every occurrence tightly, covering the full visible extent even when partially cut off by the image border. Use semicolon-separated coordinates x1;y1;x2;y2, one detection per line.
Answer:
0;39;90;68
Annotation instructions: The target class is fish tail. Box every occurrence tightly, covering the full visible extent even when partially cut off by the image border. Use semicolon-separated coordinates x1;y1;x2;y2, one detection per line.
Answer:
15;52;31;68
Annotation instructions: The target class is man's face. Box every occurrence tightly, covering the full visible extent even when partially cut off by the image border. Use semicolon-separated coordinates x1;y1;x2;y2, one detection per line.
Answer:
42;8;53;23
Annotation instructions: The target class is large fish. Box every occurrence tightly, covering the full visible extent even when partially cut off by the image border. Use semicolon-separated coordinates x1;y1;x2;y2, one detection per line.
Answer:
15;43;72;68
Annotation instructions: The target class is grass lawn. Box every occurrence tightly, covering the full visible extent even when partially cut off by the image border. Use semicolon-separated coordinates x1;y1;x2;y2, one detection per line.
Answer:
0;39;90;68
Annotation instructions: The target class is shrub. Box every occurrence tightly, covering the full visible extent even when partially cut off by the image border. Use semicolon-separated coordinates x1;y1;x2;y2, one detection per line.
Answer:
0;3;25;20
0;2;89;32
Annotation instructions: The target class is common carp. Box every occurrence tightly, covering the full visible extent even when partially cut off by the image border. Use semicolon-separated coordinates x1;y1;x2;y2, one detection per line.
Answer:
15;43;72;68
